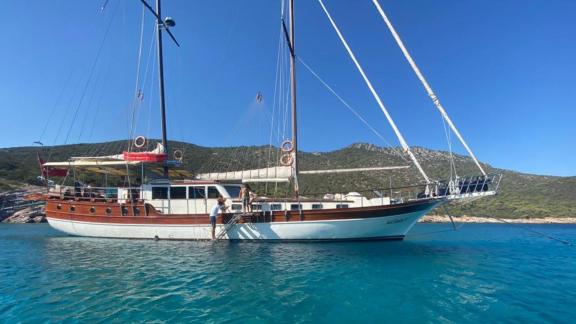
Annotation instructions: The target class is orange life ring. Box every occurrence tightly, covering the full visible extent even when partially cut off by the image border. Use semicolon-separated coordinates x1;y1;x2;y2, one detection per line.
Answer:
280;153;293;166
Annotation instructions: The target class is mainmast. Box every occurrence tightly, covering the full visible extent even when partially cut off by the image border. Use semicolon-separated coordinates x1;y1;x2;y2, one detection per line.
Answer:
155;0;169;177
288;0;300;196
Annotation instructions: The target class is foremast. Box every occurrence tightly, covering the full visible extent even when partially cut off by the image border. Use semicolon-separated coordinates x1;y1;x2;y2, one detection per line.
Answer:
155;0;169;178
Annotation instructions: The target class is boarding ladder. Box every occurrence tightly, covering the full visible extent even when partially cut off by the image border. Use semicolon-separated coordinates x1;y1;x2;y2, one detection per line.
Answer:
215;213;247;240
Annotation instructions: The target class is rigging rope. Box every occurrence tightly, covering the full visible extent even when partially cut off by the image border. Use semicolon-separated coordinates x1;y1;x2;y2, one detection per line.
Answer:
440;110;458;181
317;0;430;184
297;57;408;163
128;4;147;152
370;0;486;177
63;0;119;146
38;70;74;144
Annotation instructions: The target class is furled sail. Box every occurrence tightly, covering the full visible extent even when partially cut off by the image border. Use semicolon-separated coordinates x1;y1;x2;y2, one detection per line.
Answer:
67;143;166;162
41;143;169;176
195;165;408;182
195;166;293;182
300;166;408;174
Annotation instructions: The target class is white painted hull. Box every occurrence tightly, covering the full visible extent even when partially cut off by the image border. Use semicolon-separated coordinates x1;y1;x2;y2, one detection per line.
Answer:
46;208;431;241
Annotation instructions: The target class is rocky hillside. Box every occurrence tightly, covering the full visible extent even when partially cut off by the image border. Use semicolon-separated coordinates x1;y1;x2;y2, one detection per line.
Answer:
0;141;574;219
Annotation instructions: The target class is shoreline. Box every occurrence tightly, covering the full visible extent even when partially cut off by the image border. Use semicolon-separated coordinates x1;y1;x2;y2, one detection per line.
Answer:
420;215;576;224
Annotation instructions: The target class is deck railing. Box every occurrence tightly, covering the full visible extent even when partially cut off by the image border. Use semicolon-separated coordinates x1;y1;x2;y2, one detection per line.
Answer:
298;173;503;205
46;185;144;203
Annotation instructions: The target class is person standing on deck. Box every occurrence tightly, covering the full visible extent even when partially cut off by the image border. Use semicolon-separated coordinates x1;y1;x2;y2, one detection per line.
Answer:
240;186;252;213
209;198;226;240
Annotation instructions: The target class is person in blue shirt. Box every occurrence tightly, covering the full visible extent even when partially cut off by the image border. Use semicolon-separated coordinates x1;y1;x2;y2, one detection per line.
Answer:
209;198;226;240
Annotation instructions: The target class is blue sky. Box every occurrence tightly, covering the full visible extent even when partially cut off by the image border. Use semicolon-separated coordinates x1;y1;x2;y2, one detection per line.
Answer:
0;0;574;176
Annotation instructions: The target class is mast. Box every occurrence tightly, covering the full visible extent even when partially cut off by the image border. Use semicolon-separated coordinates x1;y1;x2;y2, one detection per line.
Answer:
156;0;169;177
289;0;300;196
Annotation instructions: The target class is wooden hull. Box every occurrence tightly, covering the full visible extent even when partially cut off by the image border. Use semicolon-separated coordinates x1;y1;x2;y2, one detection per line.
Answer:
45;199;443;241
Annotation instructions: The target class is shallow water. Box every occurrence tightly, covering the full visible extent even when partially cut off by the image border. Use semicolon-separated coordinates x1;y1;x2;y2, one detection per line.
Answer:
0;223;575;323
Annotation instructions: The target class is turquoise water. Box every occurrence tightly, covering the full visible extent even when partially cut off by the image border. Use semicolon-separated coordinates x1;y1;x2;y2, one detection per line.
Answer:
1;224;575;323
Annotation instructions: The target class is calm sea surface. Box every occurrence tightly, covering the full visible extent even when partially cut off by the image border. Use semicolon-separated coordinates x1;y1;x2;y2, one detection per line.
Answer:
0;223;575;323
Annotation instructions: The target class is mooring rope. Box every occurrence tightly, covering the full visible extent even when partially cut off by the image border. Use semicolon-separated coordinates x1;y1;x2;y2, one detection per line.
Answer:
490;217;574;246
413;215;574;247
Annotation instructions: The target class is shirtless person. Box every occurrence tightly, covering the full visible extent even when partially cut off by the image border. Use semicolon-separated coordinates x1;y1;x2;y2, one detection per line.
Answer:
240;186;251;213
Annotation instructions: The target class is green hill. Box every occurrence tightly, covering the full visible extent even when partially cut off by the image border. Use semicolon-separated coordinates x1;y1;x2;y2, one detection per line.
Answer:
1;141;574;218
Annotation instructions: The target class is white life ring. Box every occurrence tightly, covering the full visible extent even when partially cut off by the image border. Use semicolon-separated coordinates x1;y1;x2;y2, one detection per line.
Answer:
280;153;293;166
281;140;294;152
173;150;183;161
134;136;146;148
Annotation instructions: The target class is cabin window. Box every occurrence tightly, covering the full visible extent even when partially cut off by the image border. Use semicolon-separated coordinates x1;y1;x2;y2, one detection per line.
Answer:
290;204;301;211
312;204;323;210
56;204;62;210
252;204;262;211
89;207;96;214
223;185;242;198
121;206;128;216
134;207;140;216
271;204;282;211
105;188;118;199
70;205;76;212
170;187;187;200
336;204;349;209
189;187;206;199
231;204;242;211
152;187;168;200
207;186;220;199
105;207;112;214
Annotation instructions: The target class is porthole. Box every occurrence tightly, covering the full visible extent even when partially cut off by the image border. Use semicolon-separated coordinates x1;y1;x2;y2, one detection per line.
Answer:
70;205;76;212
56;204;62;210
89;207;96;214
105;207;112;215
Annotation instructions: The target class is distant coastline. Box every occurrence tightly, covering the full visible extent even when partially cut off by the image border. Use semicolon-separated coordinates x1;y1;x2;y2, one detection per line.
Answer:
420;215;576;224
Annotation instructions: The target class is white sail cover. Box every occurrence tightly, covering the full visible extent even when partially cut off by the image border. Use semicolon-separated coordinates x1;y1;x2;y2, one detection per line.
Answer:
195;165;409;182
195;166;293;182
300;166;408;174
42;160;142;167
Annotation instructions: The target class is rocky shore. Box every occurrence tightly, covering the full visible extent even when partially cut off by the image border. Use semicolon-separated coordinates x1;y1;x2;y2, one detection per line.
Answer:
0;186;46;223
420;215;576;224
2;206;46;223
